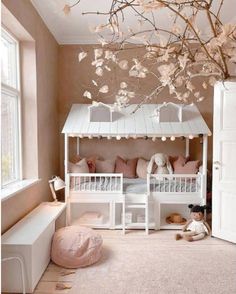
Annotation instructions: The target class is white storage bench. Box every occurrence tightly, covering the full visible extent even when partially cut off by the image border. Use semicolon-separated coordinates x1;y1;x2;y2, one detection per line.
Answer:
1;202;66;293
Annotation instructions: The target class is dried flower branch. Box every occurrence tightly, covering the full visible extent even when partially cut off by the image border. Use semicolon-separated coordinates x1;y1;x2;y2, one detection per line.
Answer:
64;0;236;111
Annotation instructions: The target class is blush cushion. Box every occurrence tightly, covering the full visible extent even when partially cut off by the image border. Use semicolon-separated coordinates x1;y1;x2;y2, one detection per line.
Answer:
96;159;115;173
115;156;138;178
136;158;149;179
170;155;200;174
71;155;97;173
51;226;103;269
169;155;189;171
174;160;201;174
68;158;89;173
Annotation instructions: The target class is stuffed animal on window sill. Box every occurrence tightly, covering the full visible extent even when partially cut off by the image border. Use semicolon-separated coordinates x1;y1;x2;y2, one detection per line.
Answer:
147;153;173;175
175;204;211;242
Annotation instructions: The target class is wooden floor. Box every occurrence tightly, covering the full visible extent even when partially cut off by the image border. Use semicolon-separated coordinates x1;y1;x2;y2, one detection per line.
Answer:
33;263;76;293
33;230;236;294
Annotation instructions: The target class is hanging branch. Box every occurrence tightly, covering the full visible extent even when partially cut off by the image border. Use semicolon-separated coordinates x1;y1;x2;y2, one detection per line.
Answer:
64;0;236;112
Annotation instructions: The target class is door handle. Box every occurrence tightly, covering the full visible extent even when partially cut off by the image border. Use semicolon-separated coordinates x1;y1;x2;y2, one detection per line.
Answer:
213;161;221;170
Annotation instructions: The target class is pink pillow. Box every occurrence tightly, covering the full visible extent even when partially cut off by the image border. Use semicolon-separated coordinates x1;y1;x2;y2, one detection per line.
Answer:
96;159;115;173
51;226;103;269
115;156;138;178
136;158;149;179
71;155;97;173
68;159;89;173
86;157;96;173
170;155;189;171
174;160;201;174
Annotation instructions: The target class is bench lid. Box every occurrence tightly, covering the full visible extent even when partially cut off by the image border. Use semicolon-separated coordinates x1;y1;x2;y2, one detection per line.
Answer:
2;202;66;245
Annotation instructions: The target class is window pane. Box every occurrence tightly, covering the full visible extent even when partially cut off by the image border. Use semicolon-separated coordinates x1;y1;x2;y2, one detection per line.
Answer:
1;91;20;185
1;30;18;88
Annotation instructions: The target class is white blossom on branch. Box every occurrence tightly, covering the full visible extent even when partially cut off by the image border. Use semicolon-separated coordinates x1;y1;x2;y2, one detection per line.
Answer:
64;0;236;110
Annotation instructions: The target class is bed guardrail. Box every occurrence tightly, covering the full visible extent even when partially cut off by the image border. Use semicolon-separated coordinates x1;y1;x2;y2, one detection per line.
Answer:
147;173;202;194
68;173;123;193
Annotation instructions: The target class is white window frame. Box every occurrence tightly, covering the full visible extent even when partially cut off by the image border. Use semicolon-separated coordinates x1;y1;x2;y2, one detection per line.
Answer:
1;27;22;188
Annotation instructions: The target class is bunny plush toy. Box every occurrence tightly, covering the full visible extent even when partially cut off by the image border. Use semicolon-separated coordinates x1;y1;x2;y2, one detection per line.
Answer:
147;153;173;175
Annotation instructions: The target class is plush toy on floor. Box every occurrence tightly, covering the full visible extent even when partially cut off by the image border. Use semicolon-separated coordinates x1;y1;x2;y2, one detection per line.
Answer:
175;204;211;242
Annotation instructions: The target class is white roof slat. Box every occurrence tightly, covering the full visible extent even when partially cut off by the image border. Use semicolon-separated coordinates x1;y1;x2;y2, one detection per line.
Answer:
62;104;83;134
170;122;184;136
110;119;118;135
86;121;100;136
135;106;147;135
181;121;192;136
169;105;184;137
123;110;130;136
124;116;135;136
117;113;126;136
75;105;91;135
149;105;163;135
98;122;110;136
159;122;173;135
142;104;155;136
185;104;211;135
123;106;136;136
183;105;200;135
152;120;162;135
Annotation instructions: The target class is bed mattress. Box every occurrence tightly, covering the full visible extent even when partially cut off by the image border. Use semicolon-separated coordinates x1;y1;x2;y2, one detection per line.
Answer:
124;178;199;193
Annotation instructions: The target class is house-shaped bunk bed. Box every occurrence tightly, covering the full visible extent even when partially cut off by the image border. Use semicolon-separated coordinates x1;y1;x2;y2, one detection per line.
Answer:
62;103;211;233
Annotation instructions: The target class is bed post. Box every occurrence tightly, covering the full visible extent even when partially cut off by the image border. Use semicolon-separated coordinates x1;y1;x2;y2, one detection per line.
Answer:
64;134;70;225
77;137;80;154
65;134;68;177
202;135;208;205
185;138;189;157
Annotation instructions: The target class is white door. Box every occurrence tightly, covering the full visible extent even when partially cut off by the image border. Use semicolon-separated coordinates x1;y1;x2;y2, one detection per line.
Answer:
212;81;236;243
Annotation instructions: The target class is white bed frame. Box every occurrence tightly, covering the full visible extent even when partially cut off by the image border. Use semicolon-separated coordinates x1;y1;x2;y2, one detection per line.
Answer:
62;104;211;230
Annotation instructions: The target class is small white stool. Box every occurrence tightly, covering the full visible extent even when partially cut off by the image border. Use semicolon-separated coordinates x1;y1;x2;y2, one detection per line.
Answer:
2;256;26;294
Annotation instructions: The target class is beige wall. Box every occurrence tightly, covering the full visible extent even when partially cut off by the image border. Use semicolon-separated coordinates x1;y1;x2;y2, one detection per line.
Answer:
1;4;213;233
58;45;213;175
1;0;59;233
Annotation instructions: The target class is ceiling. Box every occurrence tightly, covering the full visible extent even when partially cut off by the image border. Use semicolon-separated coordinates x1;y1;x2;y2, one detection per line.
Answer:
31;0;236;45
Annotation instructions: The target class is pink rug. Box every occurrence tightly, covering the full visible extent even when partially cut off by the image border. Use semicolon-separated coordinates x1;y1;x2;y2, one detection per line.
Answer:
35;230;236;294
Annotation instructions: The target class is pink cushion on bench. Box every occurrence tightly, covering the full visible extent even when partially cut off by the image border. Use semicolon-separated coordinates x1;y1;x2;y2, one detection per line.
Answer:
51;226;103;268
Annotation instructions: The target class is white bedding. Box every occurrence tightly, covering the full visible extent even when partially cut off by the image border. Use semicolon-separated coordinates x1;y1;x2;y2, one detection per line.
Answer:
123;178;147;194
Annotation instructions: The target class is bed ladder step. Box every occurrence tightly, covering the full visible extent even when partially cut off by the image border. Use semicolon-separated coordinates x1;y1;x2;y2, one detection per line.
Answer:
122;194;149;235
126;204;146;209
126;223;146;228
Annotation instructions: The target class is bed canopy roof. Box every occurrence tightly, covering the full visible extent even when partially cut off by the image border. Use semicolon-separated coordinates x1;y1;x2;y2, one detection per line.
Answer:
62;103;211;139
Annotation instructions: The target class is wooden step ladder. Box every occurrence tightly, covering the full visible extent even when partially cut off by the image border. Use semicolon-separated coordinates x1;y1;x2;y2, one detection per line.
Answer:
122;194;149;235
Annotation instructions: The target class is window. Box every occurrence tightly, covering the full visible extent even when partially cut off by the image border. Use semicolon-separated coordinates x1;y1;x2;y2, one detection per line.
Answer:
1;28;21;187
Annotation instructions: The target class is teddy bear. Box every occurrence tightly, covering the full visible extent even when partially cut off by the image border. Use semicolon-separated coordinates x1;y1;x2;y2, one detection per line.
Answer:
175;204;211;242
147;153;173;174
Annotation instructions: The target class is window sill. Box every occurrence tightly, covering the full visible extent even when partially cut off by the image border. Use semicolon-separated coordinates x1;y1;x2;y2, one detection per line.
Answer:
1;179;41;202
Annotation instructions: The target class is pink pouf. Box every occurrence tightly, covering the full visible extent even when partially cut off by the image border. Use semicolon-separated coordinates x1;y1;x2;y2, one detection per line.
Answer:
51;226;103;268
